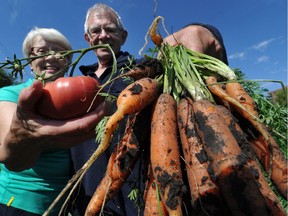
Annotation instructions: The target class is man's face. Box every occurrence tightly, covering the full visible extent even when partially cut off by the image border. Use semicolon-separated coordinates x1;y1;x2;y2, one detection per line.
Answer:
85;11;127;63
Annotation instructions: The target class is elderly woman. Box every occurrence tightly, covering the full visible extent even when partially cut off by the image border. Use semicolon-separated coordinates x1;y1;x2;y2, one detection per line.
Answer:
0;27;73;216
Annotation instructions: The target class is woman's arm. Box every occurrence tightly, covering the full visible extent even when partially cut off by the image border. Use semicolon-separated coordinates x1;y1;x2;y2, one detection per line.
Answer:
0;80;107;171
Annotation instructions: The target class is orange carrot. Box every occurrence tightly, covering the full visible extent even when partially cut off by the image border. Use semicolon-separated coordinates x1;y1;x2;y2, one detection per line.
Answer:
150;16;163;46
247;160;286;216
82;78;160;174
193;99;245;174
225;81;259;117
193;99;271;215
85;112;149;216
85;152;120;216
212;82;231;109
108;59;163;84
124;59;163;80
177;97;228;215
224;80;287;199
217;105;286;215
144;163;168;216
205;76;260;122
150;93;185;216
205;76;273;171
250;136;288;199
224;80;272;163
249;136;271;173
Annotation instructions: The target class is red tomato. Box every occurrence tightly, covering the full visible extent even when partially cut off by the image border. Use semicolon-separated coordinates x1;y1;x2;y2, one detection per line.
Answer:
37;76;104;119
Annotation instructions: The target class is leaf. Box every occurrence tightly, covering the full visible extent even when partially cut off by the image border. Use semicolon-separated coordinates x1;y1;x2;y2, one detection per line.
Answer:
95;116;109;143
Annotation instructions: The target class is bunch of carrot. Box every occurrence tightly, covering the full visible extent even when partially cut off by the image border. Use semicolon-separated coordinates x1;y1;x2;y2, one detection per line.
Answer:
45;17;286;216
81;42;286;215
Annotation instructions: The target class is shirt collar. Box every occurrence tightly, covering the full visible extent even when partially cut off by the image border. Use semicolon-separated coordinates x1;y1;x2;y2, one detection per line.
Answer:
79;51;132;77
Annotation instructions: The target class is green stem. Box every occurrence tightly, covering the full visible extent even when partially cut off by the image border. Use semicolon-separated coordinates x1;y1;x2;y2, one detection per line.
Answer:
1;44;117;82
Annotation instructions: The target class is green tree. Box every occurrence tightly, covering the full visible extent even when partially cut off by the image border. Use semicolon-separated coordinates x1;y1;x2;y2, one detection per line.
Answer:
274;87;287;106
0;68;17;87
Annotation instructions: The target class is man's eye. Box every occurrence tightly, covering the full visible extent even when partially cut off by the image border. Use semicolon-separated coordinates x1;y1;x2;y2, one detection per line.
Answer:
105;27;117;33
91;28;102;34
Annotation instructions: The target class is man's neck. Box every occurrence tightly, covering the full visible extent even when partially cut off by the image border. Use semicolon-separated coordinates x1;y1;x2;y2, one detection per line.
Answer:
95;63;107;77
95;57;111;77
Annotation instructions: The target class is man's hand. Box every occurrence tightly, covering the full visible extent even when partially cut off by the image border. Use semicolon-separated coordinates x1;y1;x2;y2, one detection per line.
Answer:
164;25;224;61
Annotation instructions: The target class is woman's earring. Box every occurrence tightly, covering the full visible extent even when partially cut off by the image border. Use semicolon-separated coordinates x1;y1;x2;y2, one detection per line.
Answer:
30;68;34;76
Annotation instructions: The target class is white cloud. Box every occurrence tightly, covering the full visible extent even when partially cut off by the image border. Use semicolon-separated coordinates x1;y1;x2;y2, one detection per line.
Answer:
252;38;275;51
6;0;19;23
256;55;269;63
10;10;18;22
228;52;245;60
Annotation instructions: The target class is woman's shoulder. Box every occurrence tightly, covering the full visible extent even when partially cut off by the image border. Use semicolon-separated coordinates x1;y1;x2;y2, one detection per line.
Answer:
0;79;34;103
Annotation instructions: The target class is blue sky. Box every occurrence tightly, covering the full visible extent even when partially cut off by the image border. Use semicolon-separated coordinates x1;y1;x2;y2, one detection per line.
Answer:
0;0;287;92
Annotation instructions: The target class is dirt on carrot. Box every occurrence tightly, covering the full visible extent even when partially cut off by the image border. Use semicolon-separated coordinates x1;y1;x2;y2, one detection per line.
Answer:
177;97;229;215
85;109;152;216
150;93;186;215
249;135;288;199
124;59;163;81
193;99;272;215
85;114;140;216
216;105;286;216
90;77;160;168
143;163;168;216
225;81;259;117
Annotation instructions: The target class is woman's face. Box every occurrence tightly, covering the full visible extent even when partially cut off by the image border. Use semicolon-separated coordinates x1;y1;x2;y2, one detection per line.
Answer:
30;35;69;82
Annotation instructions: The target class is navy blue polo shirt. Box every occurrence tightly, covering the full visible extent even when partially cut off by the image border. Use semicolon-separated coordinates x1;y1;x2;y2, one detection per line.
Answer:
70;51;145;216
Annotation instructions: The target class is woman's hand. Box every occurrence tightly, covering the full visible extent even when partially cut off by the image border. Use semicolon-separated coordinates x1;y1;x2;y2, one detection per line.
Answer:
1;80;107;171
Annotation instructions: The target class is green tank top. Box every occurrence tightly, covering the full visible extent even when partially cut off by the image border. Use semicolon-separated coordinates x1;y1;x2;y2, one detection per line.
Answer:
0;80;71;215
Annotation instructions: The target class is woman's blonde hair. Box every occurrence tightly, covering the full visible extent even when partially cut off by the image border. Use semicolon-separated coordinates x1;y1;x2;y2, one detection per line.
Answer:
22;27;73;64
